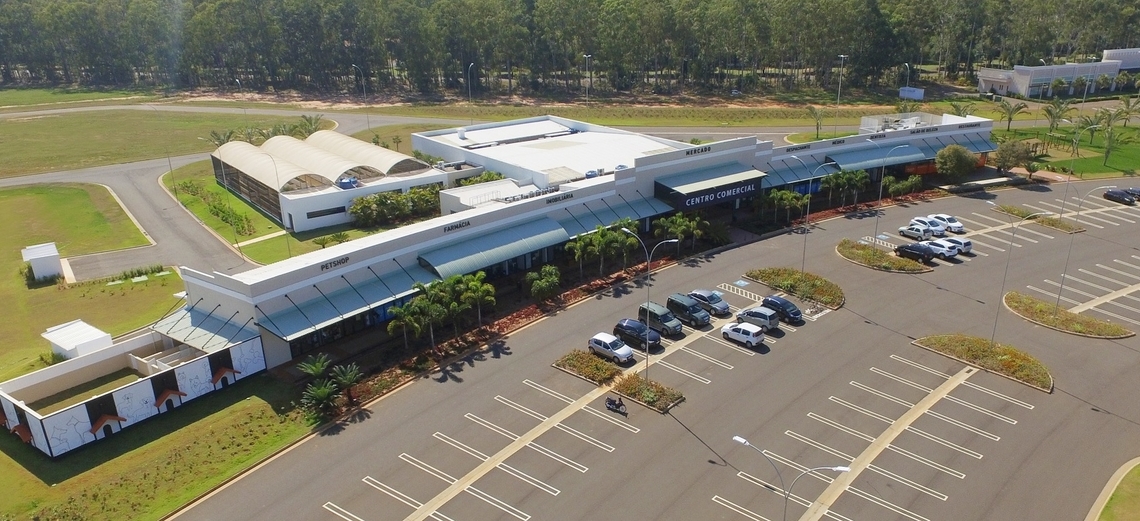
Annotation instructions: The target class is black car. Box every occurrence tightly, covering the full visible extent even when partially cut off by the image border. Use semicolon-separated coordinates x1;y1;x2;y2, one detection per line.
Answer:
1104;189;1137;205
1124;187;1140;198
761;295;803;323
613;318;661;350
895;243;934;262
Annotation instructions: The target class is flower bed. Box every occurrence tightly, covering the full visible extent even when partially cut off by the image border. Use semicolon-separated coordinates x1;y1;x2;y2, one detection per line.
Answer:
1004;291;1133;339
836;238;929;273
553;350;623;385
1033;216;1084;233
913;334;1053;392
612;374;684;413
745;267;844;309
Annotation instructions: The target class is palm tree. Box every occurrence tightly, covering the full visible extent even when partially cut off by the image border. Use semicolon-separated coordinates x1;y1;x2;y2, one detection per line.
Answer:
949;101;976;117
387;301;419;351
1080;112;1107;144
1072;76;1090;98
653;214;688;255
586;226;617;276
897;100;921;113
295;114;325;137
610;217;640;270
410;282;446;355
330;363;363;406
312;236;331;248
564;238;589;280
199;129;237;147
995;100;1029;131
806;105;825;139
768;189;795;223
329;232;350;244
435;275;469;339
296;353;331;378
301;379;339;419
1103;127;1136;166
1117;96;1138;127
819;173;843;206
686;213;710;250
1043;99;1074;133
847;170;870;205
391;136;403;152
460;271;496;327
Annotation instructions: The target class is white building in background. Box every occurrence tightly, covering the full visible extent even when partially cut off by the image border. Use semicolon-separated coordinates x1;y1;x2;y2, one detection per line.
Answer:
21;242;61;281
976;49;1134;98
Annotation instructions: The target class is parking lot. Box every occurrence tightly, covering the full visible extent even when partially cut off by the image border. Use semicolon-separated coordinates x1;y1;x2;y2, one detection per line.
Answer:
177;181;1140;521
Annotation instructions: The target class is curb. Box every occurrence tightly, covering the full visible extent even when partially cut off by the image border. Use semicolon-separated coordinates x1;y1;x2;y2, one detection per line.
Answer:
1002;293;1135;340
834;244;933;274
910;338;1053;394
741;274;845;311
1084;456;1140;521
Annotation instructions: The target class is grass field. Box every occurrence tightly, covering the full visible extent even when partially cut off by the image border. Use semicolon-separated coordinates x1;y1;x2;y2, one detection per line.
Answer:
1101;464;1140;521
351;122;452;153
0;111;302;178
992;126;1140;176
26;368;141;415
0;87;156;110
0;185;182;382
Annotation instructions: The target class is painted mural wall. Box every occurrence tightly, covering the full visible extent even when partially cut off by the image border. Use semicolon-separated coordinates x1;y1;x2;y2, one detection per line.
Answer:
41;404;94;457
174;357;214;401
112;380;158;427
231;338;266;379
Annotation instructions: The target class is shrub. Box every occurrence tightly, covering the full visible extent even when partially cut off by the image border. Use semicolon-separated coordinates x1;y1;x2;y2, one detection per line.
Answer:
914;334;1052;390
993;204;1034;219
612;374;684;412
554;350;622;384
115;264;165;280
1004;292;1132;338
39;351;67;365
745;267;844;308
836;239;927;272
1034;216;1084;233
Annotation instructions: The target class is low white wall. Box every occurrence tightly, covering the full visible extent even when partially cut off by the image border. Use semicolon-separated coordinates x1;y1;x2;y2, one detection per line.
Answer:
0;331;162;400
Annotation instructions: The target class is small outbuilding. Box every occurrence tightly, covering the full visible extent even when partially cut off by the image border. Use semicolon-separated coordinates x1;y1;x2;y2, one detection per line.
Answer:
21;242;61;281
42;320;113;359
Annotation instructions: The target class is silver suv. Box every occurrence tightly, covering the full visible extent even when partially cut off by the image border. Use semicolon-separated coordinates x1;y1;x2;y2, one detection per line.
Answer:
587;333;634;363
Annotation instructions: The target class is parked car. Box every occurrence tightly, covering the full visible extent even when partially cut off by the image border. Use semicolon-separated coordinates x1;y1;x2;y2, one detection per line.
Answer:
939;237;973;254
920;240;959;260
587;332;635;363
688;289;731;316
613;318;661;350
1122;187;1140;198
909;217;946;236
761;295;803;323
1104;189;1137;205
928;213;965;233
736;306;780;331
666;293;711;327
894;243;934;262
899;224;933;241
721;322;764;347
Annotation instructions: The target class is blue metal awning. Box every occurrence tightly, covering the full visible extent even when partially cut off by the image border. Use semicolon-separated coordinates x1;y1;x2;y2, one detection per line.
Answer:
419;218;570;279
763;159;840;188
960;133;999;154
826;145;927;172
154;308;259;352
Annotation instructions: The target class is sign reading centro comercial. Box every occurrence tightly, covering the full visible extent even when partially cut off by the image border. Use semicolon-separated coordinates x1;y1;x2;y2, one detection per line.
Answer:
669;180;760;210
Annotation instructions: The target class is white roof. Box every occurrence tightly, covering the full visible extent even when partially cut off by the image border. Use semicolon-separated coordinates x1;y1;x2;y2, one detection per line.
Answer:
262;135;384;183
448;119;572;147
474;130;679;179
41;319;111;349
213;141;313;191
21;242;59;261
305;130;428;175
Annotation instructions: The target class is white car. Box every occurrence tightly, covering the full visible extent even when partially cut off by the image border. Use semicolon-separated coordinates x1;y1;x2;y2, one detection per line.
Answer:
940;237;972;254
928;214;965;233
910;217;946;236
587;333;635;363
899;224;932;241
721;322;765;347
920;240;959;259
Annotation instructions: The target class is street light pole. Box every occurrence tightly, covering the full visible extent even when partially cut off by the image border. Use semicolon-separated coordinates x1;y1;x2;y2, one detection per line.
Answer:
146;104;178;197
903;62;911;89
622;228;677;383
351;64;371;133
234;78;248;126
834;54;848;136
987;202;1050;348
468;62;475;125
784;466;851;521
788;156;838;274
1069;123;1101;178
583;54;592;105
732;436;786;498
1054;185;1115;316
865;140;910;239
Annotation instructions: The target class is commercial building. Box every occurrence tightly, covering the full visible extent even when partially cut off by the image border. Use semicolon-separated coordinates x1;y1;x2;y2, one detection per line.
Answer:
976;48;1137;98
3;113;995;457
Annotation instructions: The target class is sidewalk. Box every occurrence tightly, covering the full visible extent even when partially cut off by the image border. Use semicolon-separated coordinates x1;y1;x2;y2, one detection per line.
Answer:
1008;166;1079;183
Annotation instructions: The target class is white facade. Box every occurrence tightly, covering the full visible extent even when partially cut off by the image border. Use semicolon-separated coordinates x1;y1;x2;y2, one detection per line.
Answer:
21;242;61;281
42;320;113;359
1102;48;1140;70
978;61;1122;98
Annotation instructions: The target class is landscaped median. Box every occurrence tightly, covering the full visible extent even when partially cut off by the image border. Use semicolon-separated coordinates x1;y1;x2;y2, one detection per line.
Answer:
913;334;1053;392
1004;291;1134;339
553;350;683;413
992;204;1085;233
836;238;931;273
745;267;844;309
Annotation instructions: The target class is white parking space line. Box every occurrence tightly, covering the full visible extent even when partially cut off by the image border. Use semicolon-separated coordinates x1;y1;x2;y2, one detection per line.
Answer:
963;236;1005;252
849;382;999;441
362;477;455;521
711;496;769;521
869;367;1017;425
1043;279;1101;300
1017;225;1054;240
1087;306;1140;326
846;487;933;521
1027;285;1083;305
889;355;1035;409
657;360;712;383
1104;262;1140;281
433;432;560;496
1023;202;1054;215
1036;201;1107;228
734;473;854;521
968;212;1010;226
1101;209;1138;224
1067;273;1120;292
1078;268;1129;286
464;414;589;472
706;336;758;356
828;397;984;459
717;282;766;302
494;396;616;452
1101;296;1140;314
400;453;532;520
522;379;574;403
323;502;365;521
1067;210;1121;226
681;346;734;369
990;228;1038;243
808;413;965;478
785;430;948;500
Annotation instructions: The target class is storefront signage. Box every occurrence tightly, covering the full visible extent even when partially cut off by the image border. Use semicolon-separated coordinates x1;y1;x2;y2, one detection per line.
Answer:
831;139;846;145
867;133;886;140
320;256;349;271
443;220;471;232
958;122;982;129
785;145;811;152
909;127;939;135
545;193;573;204
683;184;756;208
686;145;712;156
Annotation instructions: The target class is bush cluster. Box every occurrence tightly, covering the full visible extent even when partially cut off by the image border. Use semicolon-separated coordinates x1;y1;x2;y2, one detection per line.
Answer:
201;191;256;236
993;204;1035;219
1005;291;1132;338
115;264;166;280
554;350;622;384
349;185;441;227
612;374;684;412
915;334;1053;390
1034;216;1084;233
836;239;927;272
746;267;844;308
456;171;506;186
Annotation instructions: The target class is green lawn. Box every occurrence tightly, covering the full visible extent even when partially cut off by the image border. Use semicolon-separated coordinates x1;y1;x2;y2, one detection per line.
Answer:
0;111;302;178
351;122;452;153
1100;464;1140;521
0;87;157;110
993;125;1140;176
0;374;309;521
26;368;141;415
0;185;184;382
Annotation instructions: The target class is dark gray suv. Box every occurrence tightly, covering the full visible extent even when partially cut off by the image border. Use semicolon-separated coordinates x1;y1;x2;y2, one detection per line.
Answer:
761;295;803;323
613;318;661;350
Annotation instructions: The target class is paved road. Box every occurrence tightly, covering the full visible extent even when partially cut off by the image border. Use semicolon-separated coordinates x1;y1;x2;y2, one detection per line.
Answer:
172;179;1140;521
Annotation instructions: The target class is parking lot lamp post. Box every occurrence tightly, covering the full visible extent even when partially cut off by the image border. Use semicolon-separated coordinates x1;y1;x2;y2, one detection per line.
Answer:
865;140;911;238
1055;185;1115;316
903;62;911;89
834;55;848;136
622;227;677;382
1069;123;1101;179
583;54;592;104
785;466;851;521
987;201;1050;348
732;436;786;499
351;64;371;133
788;156;838;274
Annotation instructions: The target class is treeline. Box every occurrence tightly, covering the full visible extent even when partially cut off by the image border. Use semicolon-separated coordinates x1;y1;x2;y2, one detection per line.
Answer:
1;0;1137;94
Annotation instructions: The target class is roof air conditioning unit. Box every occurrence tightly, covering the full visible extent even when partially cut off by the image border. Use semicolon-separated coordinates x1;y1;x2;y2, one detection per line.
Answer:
457;128;466;140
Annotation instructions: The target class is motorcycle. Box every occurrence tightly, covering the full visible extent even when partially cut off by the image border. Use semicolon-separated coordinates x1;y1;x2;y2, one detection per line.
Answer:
605;396;627;414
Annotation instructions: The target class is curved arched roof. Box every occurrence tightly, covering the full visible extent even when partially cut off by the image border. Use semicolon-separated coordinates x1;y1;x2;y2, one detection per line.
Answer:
262;135;384;183
306;130;428;175
213;141;323;191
